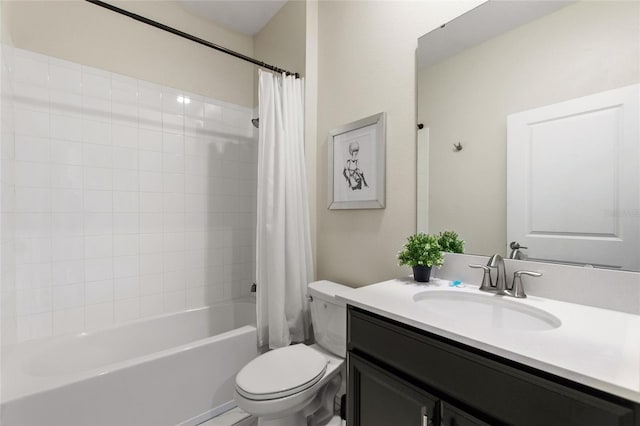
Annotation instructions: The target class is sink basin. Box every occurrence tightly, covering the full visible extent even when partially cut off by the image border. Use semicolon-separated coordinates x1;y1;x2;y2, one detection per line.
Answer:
413;291;561;331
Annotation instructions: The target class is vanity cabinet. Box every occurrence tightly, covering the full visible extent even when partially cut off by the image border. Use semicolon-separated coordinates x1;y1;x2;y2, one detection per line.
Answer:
347;306;639;426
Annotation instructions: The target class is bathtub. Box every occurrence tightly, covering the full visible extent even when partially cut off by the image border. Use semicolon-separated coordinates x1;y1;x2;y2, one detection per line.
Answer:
1;299;258;426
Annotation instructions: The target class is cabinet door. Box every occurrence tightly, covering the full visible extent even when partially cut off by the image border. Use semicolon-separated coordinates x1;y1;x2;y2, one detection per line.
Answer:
441;401;491;426
348;352;437;426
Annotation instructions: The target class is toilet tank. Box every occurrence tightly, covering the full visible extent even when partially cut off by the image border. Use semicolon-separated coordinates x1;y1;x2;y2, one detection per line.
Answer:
308;280;354;358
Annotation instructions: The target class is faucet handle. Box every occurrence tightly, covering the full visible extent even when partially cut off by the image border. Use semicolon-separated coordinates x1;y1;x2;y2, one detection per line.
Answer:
469;264;494;292
510;270;542;298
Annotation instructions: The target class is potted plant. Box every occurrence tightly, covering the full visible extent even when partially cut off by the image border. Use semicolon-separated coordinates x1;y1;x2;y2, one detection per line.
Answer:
397;233;444;282
437;230;465;254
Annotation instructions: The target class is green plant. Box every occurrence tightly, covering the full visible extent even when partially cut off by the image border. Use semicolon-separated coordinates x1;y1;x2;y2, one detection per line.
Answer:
397;233;444;268
437;230;465;254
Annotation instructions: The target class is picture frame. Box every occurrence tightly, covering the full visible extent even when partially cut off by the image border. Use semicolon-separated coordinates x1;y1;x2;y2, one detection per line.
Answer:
328;112;386;210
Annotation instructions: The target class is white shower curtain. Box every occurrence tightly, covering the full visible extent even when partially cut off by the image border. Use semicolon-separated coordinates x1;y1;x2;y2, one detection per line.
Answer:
256;70;313;349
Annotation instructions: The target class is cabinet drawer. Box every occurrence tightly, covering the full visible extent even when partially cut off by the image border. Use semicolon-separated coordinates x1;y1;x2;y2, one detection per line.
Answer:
348;306;635;426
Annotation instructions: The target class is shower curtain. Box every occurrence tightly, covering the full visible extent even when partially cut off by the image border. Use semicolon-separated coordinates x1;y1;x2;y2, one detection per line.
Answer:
256;70;313;349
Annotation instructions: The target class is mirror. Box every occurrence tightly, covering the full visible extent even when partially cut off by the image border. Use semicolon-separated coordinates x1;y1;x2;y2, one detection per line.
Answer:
417;1;640;271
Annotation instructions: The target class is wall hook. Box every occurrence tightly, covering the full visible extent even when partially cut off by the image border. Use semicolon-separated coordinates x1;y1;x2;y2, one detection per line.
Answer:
453;142;463;152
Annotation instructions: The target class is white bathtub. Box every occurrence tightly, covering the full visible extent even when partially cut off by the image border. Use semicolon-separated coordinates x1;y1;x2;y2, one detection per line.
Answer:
1;300;258;426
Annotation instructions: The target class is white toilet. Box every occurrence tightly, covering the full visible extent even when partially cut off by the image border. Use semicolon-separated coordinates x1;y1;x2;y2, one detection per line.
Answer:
234;280;353;426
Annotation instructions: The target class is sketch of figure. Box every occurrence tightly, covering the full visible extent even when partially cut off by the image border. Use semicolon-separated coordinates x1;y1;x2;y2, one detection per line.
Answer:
343;141;368;190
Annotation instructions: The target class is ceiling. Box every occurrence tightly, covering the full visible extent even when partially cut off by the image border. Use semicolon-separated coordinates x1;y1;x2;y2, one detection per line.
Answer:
176;0;288;36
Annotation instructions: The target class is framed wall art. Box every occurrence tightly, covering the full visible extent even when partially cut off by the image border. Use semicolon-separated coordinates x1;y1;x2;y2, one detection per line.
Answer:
328;112;386;210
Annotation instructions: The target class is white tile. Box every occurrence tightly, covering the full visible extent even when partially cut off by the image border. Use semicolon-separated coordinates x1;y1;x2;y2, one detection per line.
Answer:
140;212;163;234
184;97;204;119
112;102;138;126
139;171;162;192
85;279;113;305
50;140;82;165
15;135;50;162
163;173;184;193
184;117;205;137
111;80;138;105
82;96;111;121
139;128;162;151
15;108;49;138
140;293;163;316
83;213;113;235
138;83;162;109
83;144;113;168
49;64;82;93
140;253;163;275
113;191;138;213
113;169;139;192
84;257;113;282
83;190;112;212
162;89;184;115
30;312;53;339
163;269;184;291
51;164;83;189
113;213;139;234
82;72;111;99
16;263;52;290
222;107;252;129
50;90;83;118
113;147;138;170
163;252;184;272
113;234;138;256
140;234;163;254
50;114;82;142
114;276;139;299
52;260;84;286
51;189;83;212
113;255;138;278
139;150;162;171
112;124;138;149
162;153;185;173
85;302;114;330
115;298;139;323
163;290;185;313
163;213;185;233
51;213;83;237
15;82;50;112
15;213;51;238
139;108;162;130
52;237;84;261
204;102;222;122
163;193;184;213
186;286;207;308
53;283;84;309
84;235;113;259
140;192;163;213
163;232;185;252
162;133;184;155
140;274;163;296
15;187;51;212
14;54;49;87
82;119;111;145
53;307;84;335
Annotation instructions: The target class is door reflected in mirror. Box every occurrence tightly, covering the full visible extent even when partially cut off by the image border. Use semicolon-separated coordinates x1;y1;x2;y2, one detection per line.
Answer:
416;0;640;271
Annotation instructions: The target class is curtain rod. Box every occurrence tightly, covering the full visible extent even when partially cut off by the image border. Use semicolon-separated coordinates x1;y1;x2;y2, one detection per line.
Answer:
85;0;300;78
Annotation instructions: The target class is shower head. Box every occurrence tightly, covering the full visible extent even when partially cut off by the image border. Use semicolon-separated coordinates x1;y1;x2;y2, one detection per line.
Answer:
251;118;259;128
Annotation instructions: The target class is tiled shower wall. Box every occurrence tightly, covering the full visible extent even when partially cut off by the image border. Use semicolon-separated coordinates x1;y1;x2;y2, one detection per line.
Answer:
2;47;257;343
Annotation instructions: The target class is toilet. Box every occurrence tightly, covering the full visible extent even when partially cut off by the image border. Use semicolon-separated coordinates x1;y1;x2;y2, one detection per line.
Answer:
234;280;353;426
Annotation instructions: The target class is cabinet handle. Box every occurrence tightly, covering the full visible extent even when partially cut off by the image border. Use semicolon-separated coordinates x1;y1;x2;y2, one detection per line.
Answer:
422;414;429;426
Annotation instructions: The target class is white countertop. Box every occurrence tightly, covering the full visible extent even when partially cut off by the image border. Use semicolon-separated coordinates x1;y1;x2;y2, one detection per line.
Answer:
338;278;640;403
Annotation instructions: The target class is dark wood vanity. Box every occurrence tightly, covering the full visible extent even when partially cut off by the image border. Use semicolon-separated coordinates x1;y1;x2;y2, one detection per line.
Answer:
347;306;640;426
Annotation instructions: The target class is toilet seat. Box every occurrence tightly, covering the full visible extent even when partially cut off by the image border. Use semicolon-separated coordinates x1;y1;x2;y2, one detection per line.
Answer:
235;344;328;401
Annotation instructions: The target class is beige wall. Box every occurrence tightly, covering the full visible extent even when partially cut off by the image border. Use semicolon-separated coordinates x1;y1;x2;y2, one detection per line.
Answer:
316;1;482;287
5;0;255;107
419;1;640;257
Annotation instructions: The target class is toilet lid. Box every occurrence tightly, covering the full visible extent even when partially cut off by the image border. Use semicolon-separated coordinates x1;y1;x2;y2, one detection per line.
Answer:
236;344;328;401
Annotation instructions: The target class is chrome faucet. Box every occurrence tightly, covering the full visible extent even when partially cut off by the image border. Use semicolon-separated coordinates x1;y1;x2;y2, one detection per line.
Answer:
488;254;508;295
508;241;527;260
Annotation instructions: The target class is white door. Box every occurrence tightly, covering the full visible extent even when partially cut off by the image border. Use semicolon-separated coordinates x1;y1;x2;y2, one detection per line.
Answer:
507;84;639;270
